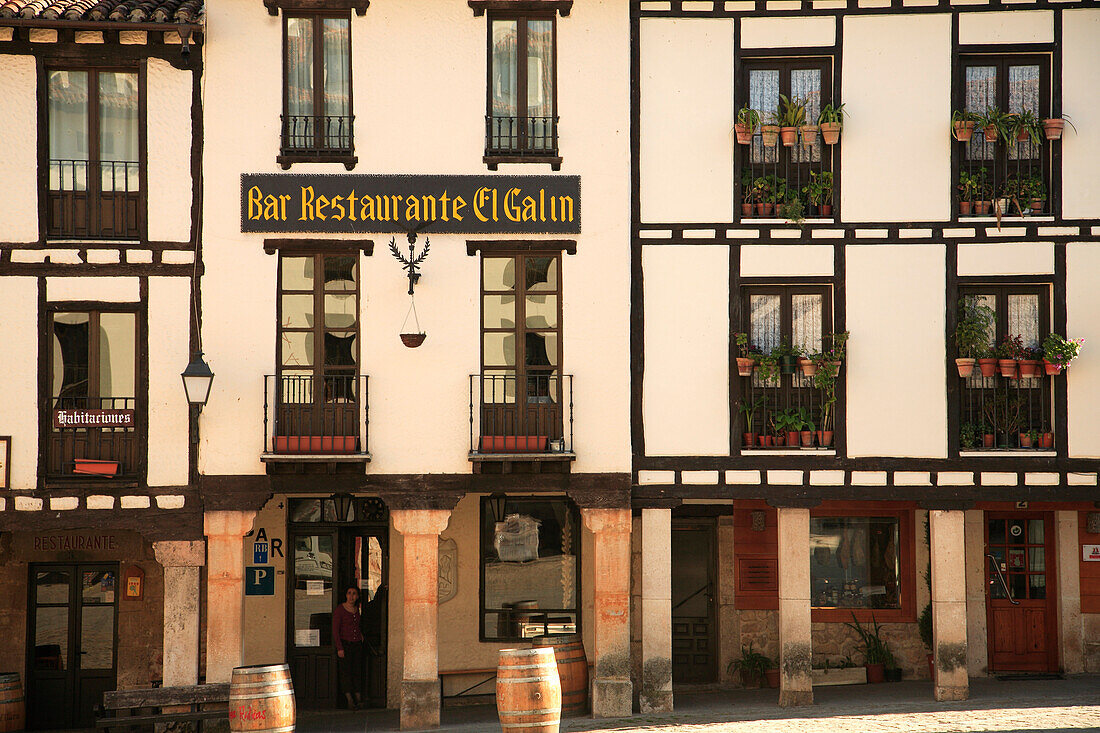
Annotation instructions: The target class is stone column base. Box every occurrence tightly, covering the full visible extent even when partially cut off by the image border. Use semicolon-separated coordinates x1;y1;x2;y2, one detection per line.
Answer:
400;679;441;730
639;688;673;714
934;684;969;701
591;678;632;718
778;689;814;707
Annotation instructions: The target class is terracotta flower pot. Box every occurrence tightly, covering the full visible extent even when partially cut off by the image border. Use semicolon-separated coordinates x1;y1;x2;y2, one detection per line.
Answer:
952;120;975;142
975;201;992;216
775;434;787;447
786;431;800;447
821;122;841;145
998;358;1018;378
743;432;756;447
800;124;819;146
737;357;756;377
734;122;754;145
1018;432;1033;448
1043;118;1065;140
1029;198;1044;214
800;430;814;447
816;430;834;447
1016;127;1031;142
761;125;780;147
763;435;775;447
983;124;999;142
1040;432;1054;449
959;200;972;216
740;669;763;689
1018;359;1040;378
983;433;994;448
866;663;885;684
1043;359;1062;375
978;358;998;377
780;126;798;146
760;203;774;216
765;669;780;689
820;204;833;217
830;360;842;376
800;358;818;377
742;202;754;217
955;358;976;378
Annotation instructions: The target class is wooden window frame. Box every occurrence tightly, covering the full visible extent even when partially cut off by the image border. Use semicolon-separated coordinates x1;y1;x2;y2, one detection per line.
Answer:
954;53;1053;220
736;56;835;220
279;10;357;169
44;65;145;241
809;504;917;624
483;11;562;170
480;251;563;378
478;495;581;642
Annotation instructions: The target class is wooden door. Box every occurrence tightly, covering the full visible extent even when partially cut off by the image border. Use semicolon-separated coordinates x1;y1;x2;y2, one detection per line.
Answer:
671;521;716;684
27;563;118;730
985;513;1058;672
287;530;338;708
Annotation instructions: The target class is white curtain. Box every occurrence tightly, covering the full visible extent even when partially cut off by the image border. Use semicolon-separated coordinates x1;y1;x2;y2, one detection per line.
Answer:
322;18;350;147
749;69;779;164
287;17;314;144
965;65;996;161
527;19;553;149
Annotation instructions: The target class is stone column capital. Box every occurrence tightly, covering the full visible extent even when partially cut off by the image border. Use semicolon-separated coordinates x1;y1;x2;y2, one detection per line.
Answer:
392;508;451;537
581;507;631;535
203;509;257;538
153;540;206;568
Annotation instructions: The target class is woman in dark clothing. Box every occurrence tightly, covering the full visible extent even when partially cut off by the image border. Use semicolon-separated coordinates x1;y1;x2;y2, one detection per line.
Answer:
333;586;365;709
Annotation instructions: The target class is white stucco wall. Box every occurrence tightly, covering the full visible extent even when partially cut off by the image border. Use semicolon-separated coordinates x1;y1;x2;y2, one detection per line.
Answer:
201;0;630;475
46;276;141;302
0;56;39;242
740;16;836;48
1065;242;1100;458
1060;9;1100;220
956;242;1054;276
741;244;833;277
0;278;39;489
639;19;734;223
642;245;730;456
841;15;951;222
957;10;1053;45
845;245;946;458
147;276;191;486
146;59;194;243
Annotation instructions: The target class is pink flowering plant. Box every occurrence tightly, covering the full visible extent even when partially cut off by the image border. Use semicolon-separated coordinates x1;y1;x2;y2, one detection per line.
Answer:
1042;333;1084;369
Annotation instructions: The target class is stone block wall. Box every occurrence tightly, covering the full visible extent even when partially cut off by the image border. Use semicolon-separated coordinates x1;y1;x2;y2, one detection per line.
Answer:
811;621;928;678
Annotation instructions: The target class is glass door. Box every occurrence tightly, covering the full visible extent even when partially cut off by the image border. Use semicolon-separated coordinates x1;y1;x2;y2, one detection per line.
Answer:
288;530;337;707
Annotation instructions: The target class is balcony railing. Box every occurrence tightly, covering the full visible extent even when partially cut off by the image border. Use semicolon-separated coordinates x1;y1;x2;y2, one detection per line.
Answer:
957;132;1049;218
47;159;140;239
46;396;139;479
738;367;836;450
485;115;559;158
740;126;834;220
470;373;573;455
959;366;1052;450
263;374;368;456
280;114;355;157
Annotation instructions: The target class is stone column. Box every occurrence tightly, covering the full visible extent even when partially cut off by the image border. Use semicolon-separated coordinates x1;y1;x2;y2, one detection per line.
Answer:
639;508;672;713
392;509;451;731
1056;511;1084;674
204;510;256;683
776;507;812;707
153;540;206;687
930;509;968;701
582;508;632;718
963;510;987;676
716;515;739;687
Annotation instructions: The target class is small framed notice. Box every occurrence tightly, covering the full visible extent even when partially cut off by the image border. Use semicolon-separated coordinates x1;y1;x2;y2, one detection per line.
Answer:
0;436;10;489
306;579;324;595
1083;545;1100;562
295;629;320;647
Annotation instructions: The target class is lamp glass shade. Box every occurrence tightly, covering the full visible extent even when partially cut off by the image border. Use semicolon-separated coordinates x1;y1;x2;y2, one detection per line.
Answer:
181;353;214;406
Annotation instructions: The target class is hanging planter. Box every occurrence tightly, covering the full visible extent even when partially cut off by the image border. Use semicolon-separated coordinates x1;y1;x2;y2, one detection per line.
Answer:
978;358;998;377
955;358;976;378
1042;118;1065;140
799;358;818;377
399;296;426;348
799;124;819;147
760;124;780;147
820;122;841;145
779;126;798;146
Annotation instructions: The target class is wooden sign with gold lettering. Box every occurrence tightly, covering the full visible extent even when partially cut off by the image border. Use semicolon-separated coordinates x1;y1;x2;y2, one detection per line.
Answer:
241;174;581;234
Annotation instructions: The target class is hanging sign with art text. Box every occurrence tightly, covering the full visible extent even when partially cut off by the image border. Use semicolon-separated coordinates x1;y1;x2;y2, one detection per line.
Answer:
241;174;581;235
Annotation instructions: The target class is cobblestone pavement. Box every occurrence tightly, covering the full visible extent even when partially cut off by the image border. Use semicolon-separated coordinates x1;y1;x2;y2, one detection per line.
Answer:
299;677;1100;733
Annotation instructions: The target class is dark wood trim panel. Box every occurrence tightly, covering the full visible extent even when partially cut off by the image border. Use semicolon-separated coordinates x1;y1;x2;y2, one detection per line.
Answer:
629;0;643;460
264;239;374;255
466;240;576;256
633;483;1100;506
469;1;572;17
264;0;368;16
635;1;1099;18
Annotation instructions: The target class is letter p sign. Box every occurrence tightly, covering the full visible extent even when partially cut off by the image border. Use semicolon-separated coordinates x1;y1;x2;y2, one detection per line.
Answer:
245;566;275;596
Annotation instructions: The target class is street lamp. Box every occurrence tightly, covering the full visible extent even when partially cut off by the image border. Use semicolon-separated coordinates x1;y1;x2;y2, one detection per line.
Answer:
181;352;214;410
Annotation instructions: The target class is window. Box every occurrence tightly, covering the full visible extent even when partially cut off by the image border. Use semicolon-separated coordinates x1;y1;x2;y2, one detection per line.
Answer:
479;253;565;452
485;13;559;166
282;14;354;165
811;517;900;610
47;69;140;239
480;497;579;641
739;285;836;449
273;254;362;452
738;57;834;220
956;55;1051;218
958;284;1051;451
46;310;139;478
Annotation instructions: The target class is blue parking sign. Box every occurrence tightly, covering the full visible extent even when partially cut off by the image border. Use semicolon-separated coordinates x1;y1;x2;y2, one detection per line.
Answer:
245;566;275;596
254;541;268;564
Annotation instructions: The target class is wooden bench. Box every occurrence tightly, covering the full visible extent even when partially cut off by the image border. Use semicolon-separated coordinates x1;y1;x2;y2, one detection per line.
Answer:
96;683;230;731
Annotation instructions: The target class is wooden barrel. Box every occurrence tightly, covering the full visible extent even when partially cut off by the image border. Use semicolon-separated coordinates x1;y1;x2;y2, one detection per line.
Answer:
229;664;296;733
533;635;588;717
497;648;561;733
0;673;24;733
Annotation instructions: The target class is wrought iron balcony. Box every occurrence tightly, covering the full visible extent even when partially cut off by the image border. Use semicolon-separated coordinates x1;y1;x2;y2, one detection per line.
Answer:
263;374;369;459
485;115;559;158
959;365;1053;451
47;159;140;239
280;114;355;157
470;372;573;458
46;396;139;479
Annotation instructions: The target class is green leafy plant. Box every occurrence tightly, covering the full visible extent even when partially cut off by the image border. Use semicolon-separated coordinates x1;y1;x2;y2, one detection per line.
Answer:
737;106;761;132
845;613;892;666
803;170;834;207
737;394;766;434
977;106;1011;140
1008;109;1043;147
784;194;805;224
733;331;761;359
957;170;979;202
951;109;979;140
955;295;995;359
728;643;772;682
960;422;981;450
969;167;993;200
757;350;780;383
775;408;802;435
796;406;815;433
918;602;933;652
1042;333;1084;368
778;94;807;127
818;102;847;127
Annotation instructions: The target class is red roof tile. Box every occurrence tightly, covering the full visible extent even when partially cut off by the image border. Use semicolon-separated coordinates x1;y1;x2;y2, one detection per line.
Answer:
0;0;202;23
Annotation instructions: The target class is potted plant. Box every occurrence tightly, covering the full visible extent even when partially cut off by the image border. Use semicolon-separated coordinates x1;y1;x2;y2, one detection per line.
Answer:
760;112;780;147
981;420;995;448
770;177;788;217
1042;113;1076;141
1018;345;1042;378
757;349;781;384
1022;174;1046;215
1019;427;1039;449
995;334;1024;378
977;106;1010;143
970;167;992;215
753;176;772;217
951;109;978;142
776;407;801;448
1042;333;1083;374
802;170;834;218
1040;427;1054;449
740;167;756;218
774;340;800;375
1000;175;1025;217
734;331;759;376
764;665;780;689
1009;109;1044;147
735;106;761;145
778;94;806;146
729;644;771;689
811;357;839;447
799;351;819;377
956;170;978;216
768;411;786;447
977;348;998;378
783;194;805;224
845;613;891;684
818;102;846;145
797;407;815;447
954;295;994;377
960;421;981;450
984;394;1024;448
738;395;765;448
